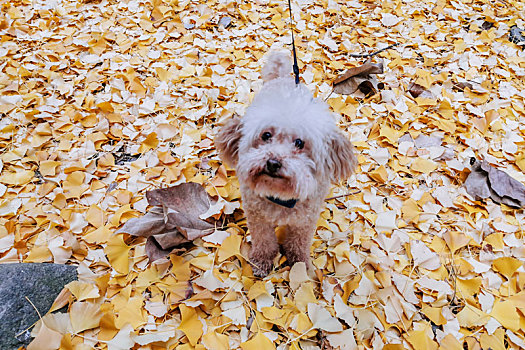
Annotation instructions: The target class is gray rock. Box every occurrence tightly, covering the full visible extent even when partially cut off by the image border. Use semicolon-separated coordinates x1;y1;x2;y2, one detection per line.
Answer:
0;263;77;349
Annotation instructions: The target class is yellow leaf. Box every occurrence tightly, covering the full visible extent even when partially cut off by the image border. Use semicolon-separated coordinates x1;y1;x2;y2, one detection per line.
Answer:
115;296;147;329
369;165;388;183
39;160;61;177
443;231;470;253
492;257;522;279
86;204;105;228
96;101;114;113
380;125;401;145
415;68;433;89
491;300;520;332
415;97;437;106
480;329;506;350
262;306;286;321
52;193;67;209
99;312;119;341
401;198;420;223
97;153;115;167
240;332;276;350
457;304;489;328
217;233;242;262
70;301;103;333
516;153;525;172
0;170;34;185
202;331;229;350
438;334;463;350
66;281;100;301
138;132;159;153
171;255;192;281
421;306;447;326
405;327;438;350
63;171;86;199
247;281;270;300
110;204;136;226
178;304;203;346
105;234;130;274
129;77;146;97
438;99;454;118
294;282;317;312
27;321;62;350
83;225;112;244
155;67;172;81
24;246;52;263
456;277;481;301
289;312;314;334
484;233;504;250
411;158;438;174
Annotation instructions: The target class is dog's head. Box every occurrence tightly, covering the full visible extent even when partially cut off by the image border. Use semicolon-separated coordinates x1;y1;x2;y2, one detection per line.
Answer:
215;53;357;201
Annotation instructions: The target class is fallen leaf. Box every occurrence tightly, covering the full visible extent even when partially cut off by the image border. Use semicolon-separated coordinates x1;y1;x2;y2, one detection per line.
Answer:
410;240;441;270
307;303;343;332
116;183;217;261
178;304;203;346
240;332;276;350
333;59;383;95
464;159;525;208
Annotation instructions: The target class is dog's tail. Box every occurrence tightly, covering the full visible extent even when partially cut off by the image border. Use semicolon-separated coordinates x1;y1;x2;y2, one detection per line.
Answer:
261;51;291;83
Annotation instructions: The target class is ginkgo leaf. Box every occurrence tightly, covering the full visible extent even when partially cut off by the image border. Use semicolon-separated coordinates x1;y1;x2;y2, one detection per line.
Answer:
289;262;309;291
326;329;358;350
492;257;522;279
178;304;203;346
307;303;343;332
69;301;103;333
106;324;134;350
202;331;230;350
240;332;276;350
105;234;131;274
410;240;441;270
66;281;100;301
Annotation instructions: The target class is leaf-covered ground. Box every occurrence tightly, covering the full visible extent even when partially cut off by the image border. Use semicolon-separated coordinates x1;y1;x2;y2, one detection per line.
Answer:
1;0;525;349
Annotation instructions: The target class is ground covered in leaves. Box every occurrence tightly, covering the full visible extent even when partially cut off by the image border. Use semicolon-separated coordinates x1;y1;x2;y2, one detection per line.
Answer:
1;0;525;349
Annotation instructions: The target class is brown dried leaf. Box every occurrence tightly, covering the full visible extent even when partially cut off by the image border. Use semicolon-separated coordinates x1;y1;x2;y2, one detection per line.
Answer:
116;183;216;261
408;82;433;98
333;59;383;95
464;160;525;208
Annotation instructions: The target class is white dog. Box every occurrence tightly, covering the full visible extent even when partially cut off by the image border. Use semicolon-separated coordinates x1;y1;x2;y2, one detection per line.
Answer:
216;52;357;277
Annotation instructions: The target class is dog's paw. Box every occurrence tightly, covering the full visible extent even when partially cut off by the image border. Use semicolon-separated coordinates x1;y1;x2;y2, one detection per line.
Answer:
250;259;273;278
282;248;310;268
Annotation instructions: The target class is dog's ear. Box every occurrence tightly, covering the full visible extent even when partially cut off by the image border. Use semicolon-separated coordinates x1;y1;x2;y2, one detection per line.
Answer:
326;130;357;182
261;52;290;83
215;117;243;167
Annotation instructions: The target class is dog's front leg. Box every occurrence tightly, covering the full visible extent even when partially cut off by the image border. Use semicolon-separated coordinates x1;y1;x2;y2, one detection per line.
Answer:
247;218;278;277
282;221;316;269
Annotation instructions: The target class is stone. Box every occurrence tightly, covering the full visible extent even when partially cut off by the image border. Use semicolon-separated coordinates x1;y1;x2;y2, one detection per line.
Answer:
0;263;77;349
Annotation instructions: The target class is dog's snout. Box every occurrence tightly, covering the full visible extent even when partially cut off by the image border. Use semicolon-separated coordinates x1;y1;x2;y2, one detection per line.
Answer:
266;159;282;173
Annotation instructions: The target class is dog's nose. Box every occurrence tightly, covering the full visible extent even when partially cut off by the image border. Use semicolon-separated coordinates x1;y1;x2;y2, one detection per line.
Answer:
266;159;282;173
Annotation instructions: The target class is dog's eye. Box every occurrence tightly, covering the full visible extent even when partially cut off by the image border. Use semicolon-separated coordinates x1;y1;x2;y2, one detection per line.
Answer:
261;132;272;141
294;138;304;149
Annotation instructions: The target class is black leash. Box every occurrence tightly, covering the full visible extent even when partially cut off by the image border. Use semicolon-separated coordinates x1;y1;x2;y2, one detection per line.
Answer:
287;0;300;84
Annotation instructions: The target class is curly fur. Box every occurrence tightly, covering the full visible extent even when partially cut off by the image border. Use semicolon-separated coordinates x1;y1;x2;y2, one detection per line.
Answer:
215;51;357;277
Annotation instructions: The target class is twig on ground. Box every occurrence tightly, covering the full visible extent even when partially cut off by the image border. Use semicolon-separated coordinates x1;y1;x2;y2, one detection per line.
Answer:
348;43;399;58
325;190;360;201
15;297;43;337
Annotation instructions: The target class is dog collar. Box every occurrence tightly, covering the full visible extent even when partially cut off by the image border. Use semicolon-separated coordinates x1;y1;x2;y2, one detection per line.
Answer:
266;196;298;208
